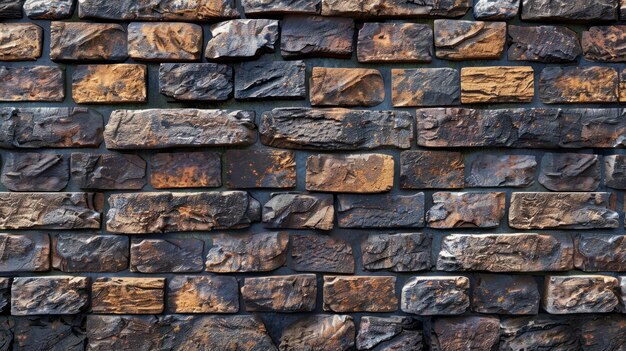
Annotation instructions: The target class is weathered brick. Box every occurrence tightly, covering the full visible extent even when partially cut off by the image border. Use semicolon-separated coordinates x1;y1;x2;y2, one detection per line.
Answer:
0;23;42;61
437;233;574;272
306;154;394;193
509;192;618;229
474;0;518;19
539;152;600;191
431;317;500;351
580;315;626;351
206;232;288;273
461;66;534;103
507;25;581;63
130;238;204;273
13;315;85;350
391;68;460;107
539;66;618;103
241;275;316;312
0;0;24;18
24;0;74;19
621;68;626;102
71;153;146;190
500;316;579;351
107;191;259;233
225;149;296;188
401;276;469;315
281;15;353;58
150;151;221;189
605;155;626;189
427;192;505;228
280;315;354;351
78;0;239;20
543;275;619;314
50;22;127;62
0;192;101;230
321;0;471;17
242;0;319;14
357;316;422;351
310;67;384;107
620;279;626;312
235;60;305;100
1;152;68;191
52;234;128;273
521;0;618;22
262;193;334;230
12;276;89;315
168;275;239;313
159;63;232;101
205;19;278;60
0;279;9;313
435;20;506;60
0;66;64;102
466;154;537;188
291;234;354;273
357;22;432;63
472;274;540;315
0;233;49;272
337;193;425;228
91;277;164;314
583;26;626;62
104;109;256;149
323;276;397;312
72;64;147;104
362;233;431;272
128;22;202;61
575;234;626;271
400;150;464;189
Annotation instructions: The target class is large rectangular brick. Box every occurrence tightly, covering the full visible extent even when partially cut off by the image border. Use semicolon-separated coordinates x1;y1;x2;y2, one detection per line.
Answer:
159;63;232;101
52;234;128;272
106;191;259;233
242;0;320;14
0;23;42;61
0;66;64;102
583;26;626;62
72;64;147;103
50;22;127;61
427;192;505;228
543;275;619;314
205;19;278;60
242;275;316;312
539;66;618;103
131;238;204;273
521;0;617;22
225;150;296;189
92;278;164;314
461;66;534;103
78;0;239;20
321;0;471;17
400;150;464;189
391;68;460;107
434;20;506;60
0;233;49;272
281;15;353;58
128;22;202;61
262;193;334;230
71;153;146;190
466;154;537;187
1;152;68;191
306;154;394;193
507;25;581;63
337;193;425;228
291;234;355;273
168;275;239;313
575;234;626;271
357;22;432;63
235;60;306;100
323;276;397;312
401;276;469;315
539;152;600;191
12;276;89;315
150;151;221;189
362;233;431;272
206;232;288;273
310;67;384;107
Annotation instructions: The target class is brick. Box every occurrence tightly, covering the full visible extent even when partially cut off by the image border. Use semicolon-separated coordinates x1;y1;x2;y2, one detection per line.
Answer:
242;0;319;14
310;67;384;107
150;151;221;189
361;233;431;272
500;316;578;351
474;0;518;19
24;0;74;19
400;150;463;189
128;22;202;61
50;22;127;61
0;0;24;18
235;60;305;100
521;0;617;22
321;0;471;17
0;233;49;272
159;63;232;101
167;275;239;313
539;66;618;103
0;107;103;148
205;232;288;273
281;15;353;58
205;19;278;60
435;20;506;60
11;276;89;315
466;154;537;188
241;275;316;312
391;68;460;107
620;279;626;312
130;238;204;273
291;234;354;274
323;276;397;312
605;155;626;189
337;193;425;228
431;317;500;351
357;22;432;63
72;64;147;103
0;23;42;61
507;25;581;62
509;192;618;229
13;316;85;350
262;193;334;231
0;192;101;230
575;234;626;271
225;149;296;188
71;153;146;190
104;109;256;149
91;277;164;314
260;108;412;150
580;316;626;351
357;316;422;351
78;0;239;20
280;315;354;351
472;274;540;315
52;234;128;273
107;191;259;233
623;0;626;19
427;192;505;228
461;66;534;103
1;152;68;191
306;154;394;193
583;26;626;62
0;279;9;313
539;152;600;191
543;275;619;314
621;69;626;102
401;276;469;315
0;66;64;102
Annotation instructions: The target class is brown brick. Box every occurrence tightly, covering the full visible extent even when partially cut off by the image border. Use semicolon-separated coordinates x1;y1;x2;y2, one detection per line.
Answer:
78;0;239;20
92;277;164;314
50;22;127;61
357;22;432;63
24;0;74;19
543;275;619;314
71;153;146;190
474;0;518;19
521;0;618;22
362;233;431;272
466;154;537;188
0;233;49;272
262;193;334;230
242;0;320;14
575;234;626;271
130;238;204;273
539;153;600;191
235;61;306;100
431;317;499;351
72;64;147;104
0;66;64;102
507;25;581;63
435;20;506;60
583;26;626;62
357;316;422;351
52;234;128;273
310;67;384;107
427;192;505;228
12;276;89;315
281;15;353;58
291;234;355;273
472;274;540;315
241;275;316;312
1;152;68;191
621;68;626;102
128;22;202;61
539;66;618;103
338;193;425;228
323;276;397;312
206;232;288;273
280;315;355;351
306;154;394;193
321;0;471;17
0;23;42;61
500;316;578;350
400;150;464;189
150;151;221;189
605;155;626;189
461;66;534;103
167;275;239;313
580;316;626;350
159;63;232;101
392;68;460;107
401;276;469;315
205;19;278;60
225;149;296;189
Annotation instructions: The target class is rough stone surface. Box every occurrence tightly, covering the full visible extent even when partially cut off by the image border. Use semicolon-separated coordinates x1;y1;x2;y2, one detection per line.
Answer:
1;152;68;191
507;25;581;62
150;151;221;189
337;193;425;228
0;66;64;102
71;153;146;190
241;275;317;312
323;276;397;312
466;154;537;187
262;193;334;230
281;15;353;58
52;234;128;272
521;0;618;22
434;20;506;60
0;23;42;61
11;276;89;315
391;68;460;107
499;316;579;351
78;0;240;20
539;66;619;103
431;317;500;351
24;0;74;19
280;315;355;351
128;22;202;62
509;192;619;229
605;155;626;189
205;232;288;273
0;0;24;18
104;109;256;149
260;108;413;150
167;275;239;313
107;191;260;233
539;152;600;191
242;0;320;14
306;154;394;193
400;150;464;189
472;274;540;315
579;316;626;351
310;67;384;107
583;26;626;62
437;233;574;272
474;0;519;19
361;233;431;272
543;275;619;314
235;60;306;100
575;234;626;271
72;64;147;104
205;19;278;60
461;66;534;103
13;315;85;351
159;63;232;101
91;277;165;314
357;22;432;63
291;234;355;273
401;276;469;315
131;238;204;273
225;149;296;188
356;316;422;351
426;192;505;228
321;0;472;17
50;22;127;61
0;233;49;272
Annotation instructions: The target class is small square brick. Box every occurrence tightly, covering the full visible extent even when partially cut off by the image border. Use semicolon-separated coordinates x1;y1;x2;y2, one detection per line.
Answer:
400;150;464;189
242;275;316;312
539;152;600;191
91;277;165;314
434;20;506;60
461;66;534;103
310;67;384;107
508;25;581;63
306;154;394;193
235;61;306;100
24;0;74;19
71;153;146;190
605;155;626;189
323;276;397;312
401;276;469;315
357;22;432;63
291;234;354;273
543;275;619;314
427;192;505;228
466;154;537;188
262;193;334;230
50;22;127;62
2;152;69;191
539;66;618;104
128;22;203;61
72;64;147;104
0;233;49;272
131;238;205;273
392;68;460;107
159;63;232;101
225;149;296;189
12;276;89;315
205;19;278;60
338;193;425;228
150;151;221;189
52;234;128;272
0;66;64;102
281;15;353;58
0;23;42;61
168;275;239;313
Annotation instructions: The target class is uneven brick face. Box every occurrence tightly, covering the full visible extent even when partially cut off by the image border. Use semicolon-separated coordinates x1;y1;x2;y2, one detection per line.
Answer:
235;61;306;100
52;234;128;273
0;23;42;61
621;68;626;102
543;275;619;314
205;232;288;273
337;193;425;228
357;23;432;63
241;275;317;312
72;64;147;104
262;193;334;230
50;22;127;61
362;233;432;272
130;238;204;273
472;274;540;315
392;68;460;107
11;276;89;315
78;0;240;20
434;20;506;60
281;15;353;58
310;67;384;107
580;316;626;351
225;149;296;188
128;22;202;61
1;152;68;191
290;234;355;273
71;153;146;190
461;66;534;103
605;155;626;189
321;0;471;17
0;0;24;18
427;192;505;228
466;154;537;187
159;63;232;101
474;0;518;19
323;276;397;312
431;317;500;351
507;25;582;63
13;316;85;350
539;66;619;103
205;19;278;60
400;150;464;189
242;0;320;14
167;276;239;313
91;277;165;314
539;153;601;191
0;66;64;102
306;154;394;193
150;151;221;189
280;315;355;351
575;234;626;271
357;316;423;351
24;0;74;19
583;26;626;62
0;233;49;272
0;280;10;314
500;316;579;351
401;276;470;315
521;0;617;22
